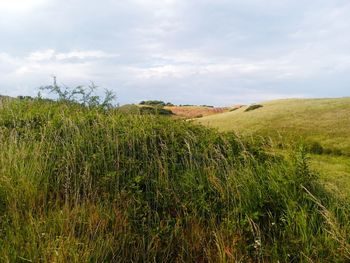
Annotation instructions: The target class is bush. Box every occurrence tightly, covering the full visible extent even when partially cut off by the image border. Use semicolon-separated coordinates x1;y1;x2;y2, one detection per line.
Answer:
308;141;324;154
139;105;173;115
118;105;173;115
332;148;343;156
308;142;344;156
245;104;263;112
139;100;166;106
39;76;116;109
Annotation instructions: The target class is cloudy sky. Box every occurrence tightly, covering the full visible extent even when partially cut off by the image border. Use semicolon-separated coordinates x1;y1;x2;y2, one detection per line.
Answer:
1;0;350;105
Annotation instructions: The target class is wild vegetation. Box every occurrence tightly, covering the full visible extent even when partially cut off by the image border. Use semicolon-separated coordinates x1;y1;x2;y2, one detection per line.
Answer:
0;93;349;262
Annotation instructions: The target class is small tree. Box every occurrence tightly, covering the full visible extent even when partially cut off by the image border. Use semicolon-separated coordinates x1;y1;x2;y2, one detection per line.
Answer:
39;76;116;109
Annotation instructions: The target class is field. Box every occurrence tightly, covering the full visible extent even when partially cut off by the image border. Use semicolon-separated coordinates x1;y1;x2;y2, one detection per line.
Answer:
197;98;350;153
0;98;349;262
164;106;229;119
197;98;350;196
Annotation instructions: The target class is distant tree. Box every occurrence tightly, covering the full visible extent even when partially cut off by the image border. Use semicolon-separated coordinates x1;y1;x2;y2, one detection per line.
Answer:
139;100;166;106
200;105;214;108
17;95;34;100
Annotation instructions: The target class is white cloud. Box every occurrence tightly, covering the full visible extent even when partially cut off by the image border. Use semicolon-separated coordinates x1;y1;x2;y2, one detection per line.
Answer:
0;49;119;96
0;0;50;13
55;50;117;60
25;49;118;62
27;49;56;61
1;0;350;104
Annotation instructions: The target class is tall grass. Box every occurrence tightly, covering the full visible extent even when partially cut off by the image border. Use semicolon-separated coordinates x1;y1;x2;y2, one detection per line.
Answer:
0;99;349;262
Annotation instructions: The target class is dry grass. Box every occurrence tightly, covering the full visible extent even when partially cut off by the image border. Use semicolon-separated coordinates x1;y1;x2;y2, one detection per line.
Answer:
197;97;350;197
197;98;350;154
165;106;229;118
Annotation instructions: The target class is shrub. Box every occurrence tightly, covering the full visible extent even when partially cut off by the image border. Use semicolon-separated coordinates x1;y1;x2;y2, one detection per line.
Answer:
139;100;166;106
17;95;34;100
118;105;173;115
308;141;324;154
332;148;343;156
39;76;116;109
139;105;173;115
245;104;263;112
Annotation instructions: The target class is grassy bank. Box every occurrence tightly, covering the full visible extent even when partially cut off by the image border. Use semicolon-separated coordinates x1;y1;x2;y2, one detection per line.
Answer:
0;99;349;262
197;98;350;196
197;98;350;154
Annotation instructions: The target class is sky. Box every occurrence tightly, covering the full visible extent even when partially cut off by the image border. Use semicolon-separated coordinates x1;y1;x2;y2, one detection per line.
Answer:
0;0;350;106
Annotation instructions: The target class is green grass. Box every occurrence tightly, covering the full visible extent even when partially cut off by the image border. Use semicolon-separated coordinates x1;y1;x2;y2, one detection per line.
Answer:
197;98;350;154
310;155;350;198
0;99;349;262
197;98;350;196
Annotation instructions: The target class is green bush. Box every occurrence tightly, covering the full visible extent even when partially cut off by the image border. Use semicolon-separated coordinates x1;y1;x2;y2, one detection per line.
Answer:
139;100;166;106
40;76;116;109
117;104;173;115
309;141;324;154
245;104;263;112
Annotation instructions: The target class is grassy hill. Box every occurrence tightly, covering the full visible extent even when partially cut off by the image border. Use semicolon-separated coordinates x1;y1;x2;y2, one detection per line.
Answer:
197;98;350;197
164;105;229;118
1;98;349;262
197;98;350;154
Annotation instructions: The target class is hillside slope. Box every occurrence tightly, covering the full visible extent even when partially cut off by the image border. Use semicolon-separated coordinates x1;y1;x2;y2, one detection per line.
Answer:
197;98;350;154
164;105;229;118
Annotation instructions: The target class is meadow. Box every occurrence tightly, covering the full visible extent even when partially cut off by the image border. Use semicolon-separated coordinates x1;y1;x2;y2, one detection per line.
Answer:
197;98;350;153
0;97;349;262
197;98;350;197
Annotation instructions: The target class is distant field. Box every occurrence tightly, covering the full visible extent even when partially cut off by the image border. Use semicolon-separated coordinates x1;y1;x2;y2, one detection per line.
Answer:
197;98;350;196
197;98;350;154
165;105;229;118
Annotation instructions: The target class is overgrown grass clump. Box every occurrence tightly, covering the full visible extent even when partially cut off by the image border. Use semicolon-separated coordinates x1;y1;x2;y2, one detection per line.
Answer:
0;99;349;262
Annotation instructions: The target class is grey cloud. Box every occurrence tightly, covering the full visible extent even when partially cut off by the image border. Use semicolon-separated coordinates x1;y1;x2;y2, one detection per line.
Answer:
0;0;350;105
